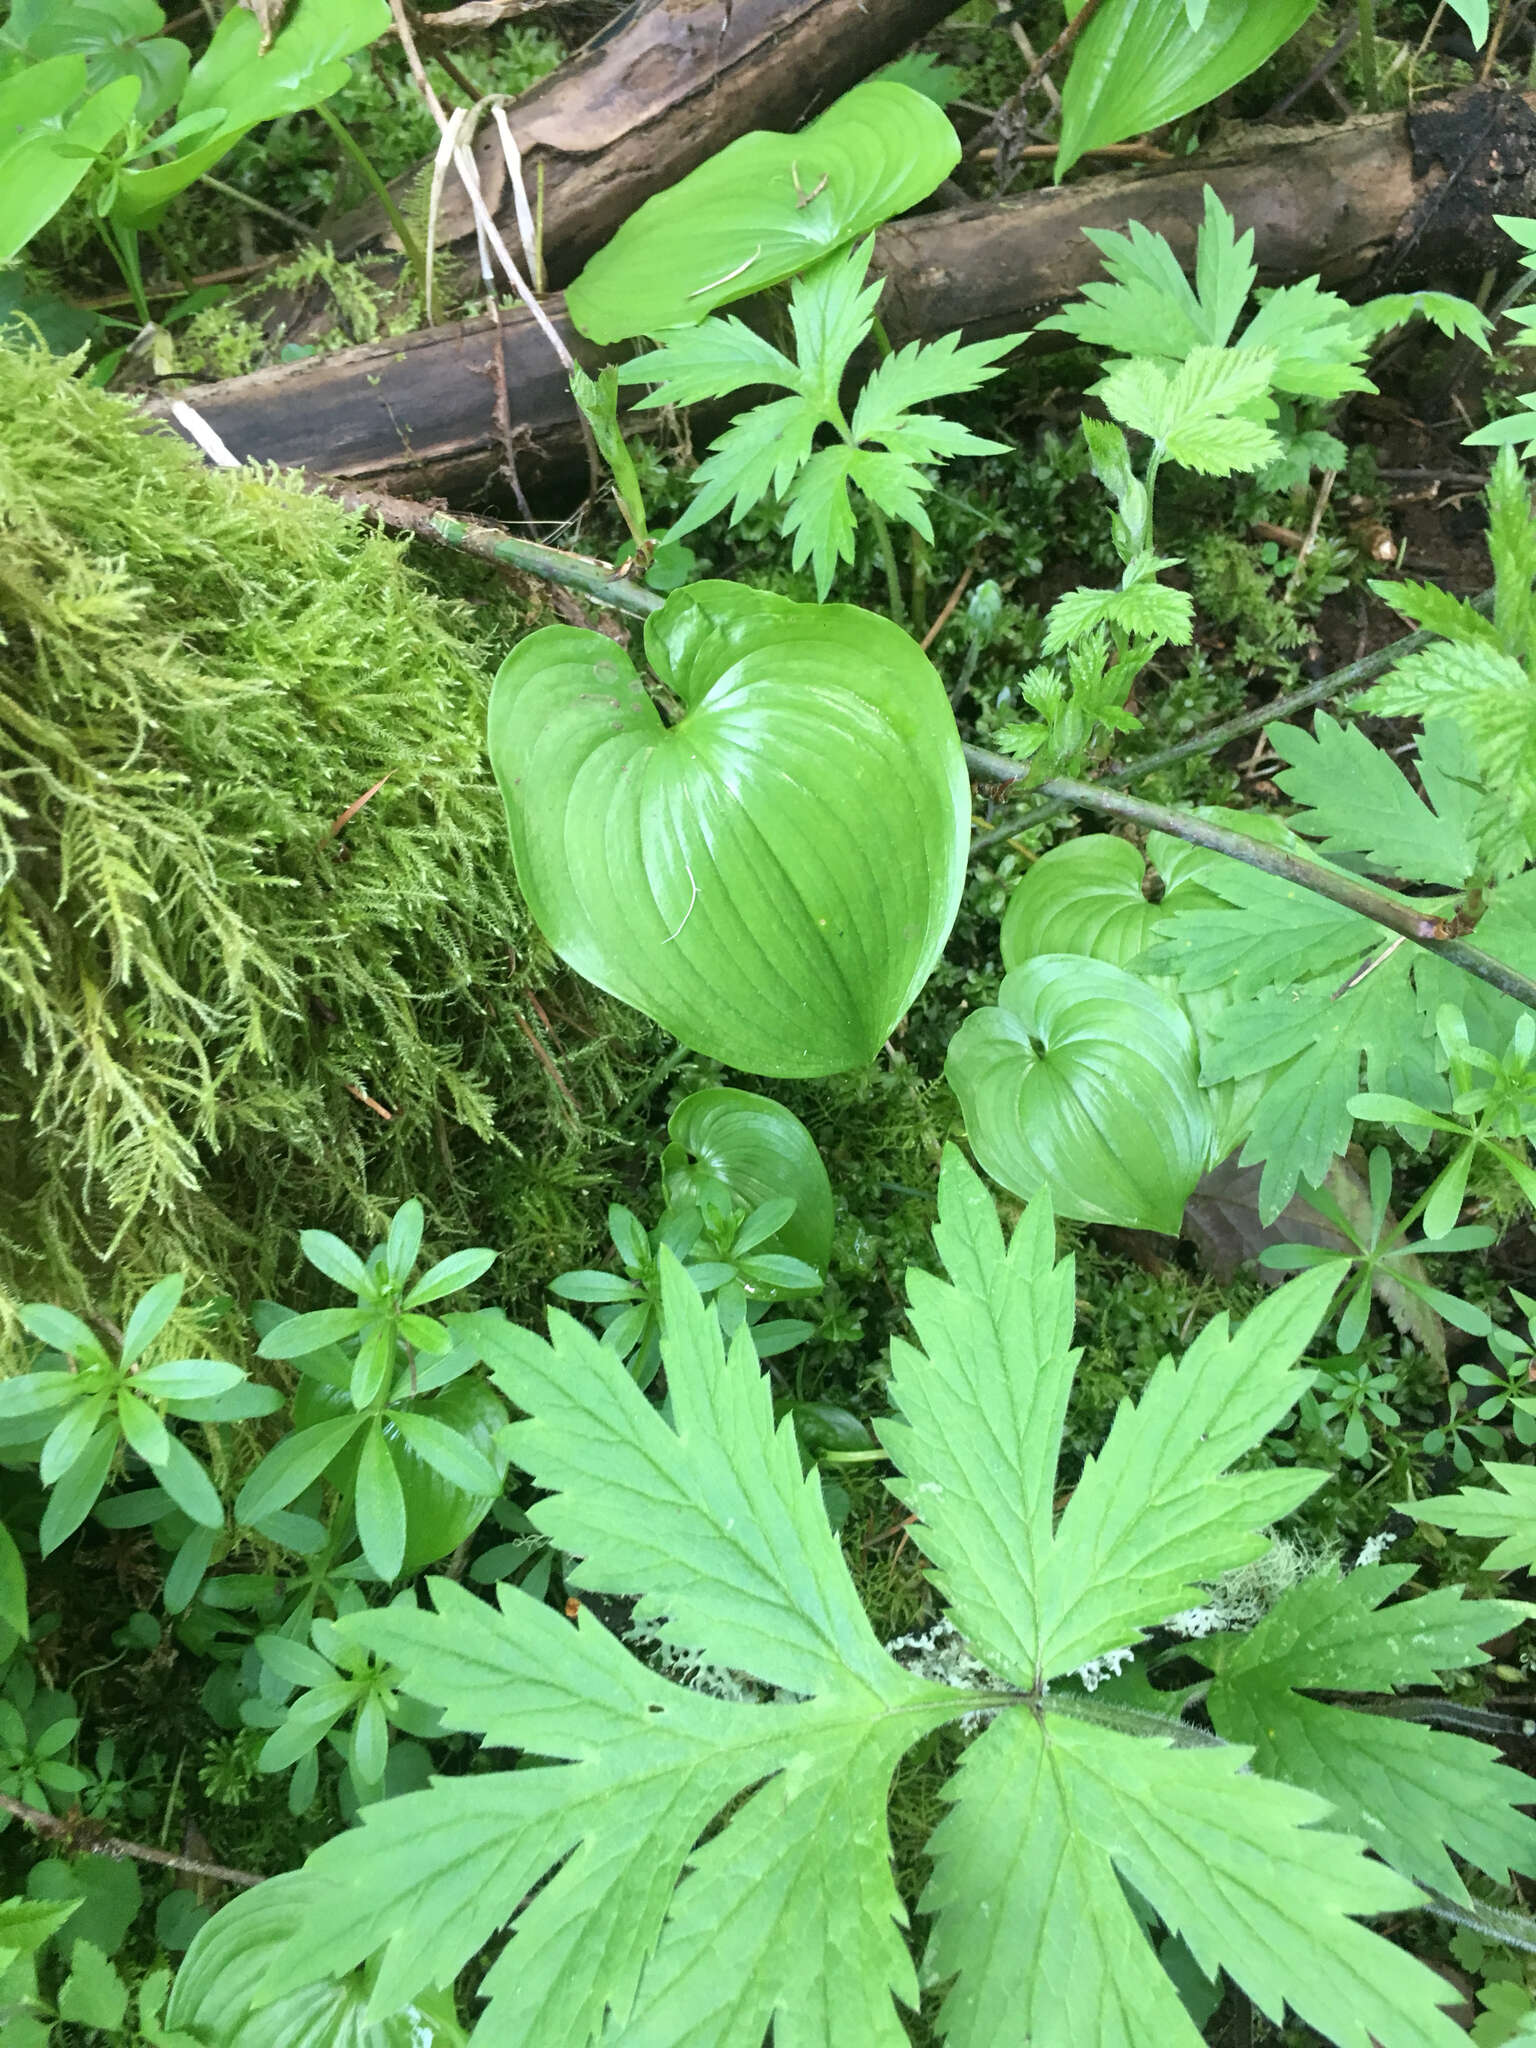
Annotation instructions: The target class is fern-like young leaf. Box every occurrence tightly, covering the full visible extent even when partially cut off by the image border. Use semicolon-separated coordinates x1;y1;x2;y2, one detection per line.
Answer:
207;1151;1483;2047
617;238;1023;597
1042;184;1488;410
1363;445;1536;868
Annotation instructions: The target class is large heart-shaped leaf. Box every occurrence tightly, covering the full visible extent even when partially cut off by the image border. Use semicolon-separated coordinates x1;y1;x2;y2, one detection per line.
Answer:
0;59;140;263
1056;0;1318;179
565;80;960;344
944;954;1213;1231
488;582;968;1078
664;1085;834;1272
7;0;190;123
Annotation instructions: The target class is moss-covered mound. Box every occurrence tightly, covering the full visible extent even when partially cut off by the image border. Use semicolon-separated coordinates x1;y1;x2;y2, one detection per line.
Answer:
0;346;660;1338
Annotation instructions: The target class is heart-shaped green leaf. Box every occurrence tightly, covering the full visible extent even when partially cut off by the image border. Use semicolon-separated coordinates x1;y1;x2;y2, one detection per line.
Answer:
487;582;968;1078
1001;832;1261;1164
565;80;960;344
1056;0;1317;179
945;954;1213;1231
664;1086;834;1272
1000;832;1220;972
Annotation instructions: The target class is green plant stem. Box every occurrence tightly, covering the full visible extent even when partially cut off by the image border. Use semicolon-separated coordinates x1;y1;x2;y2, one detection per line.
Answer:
199;173;315;239
98;216;150;327
276;482;1536;1012
315;103;426;295
961;755;1536;1011
972;590;1497;847
1357;0;1382;109
865;501;907;624
1042;1690;1226;1747
320;479;663;617
1417;1888;1536;1955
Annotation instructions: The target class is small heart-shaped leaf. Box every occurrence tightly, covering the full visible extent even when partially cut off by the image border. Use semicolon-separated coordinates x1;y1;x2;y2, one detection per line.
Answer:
1002;832;1260;1163
565;80;960;344
945;954;1213;1232
488;582;968;1078
665;1086;834;1272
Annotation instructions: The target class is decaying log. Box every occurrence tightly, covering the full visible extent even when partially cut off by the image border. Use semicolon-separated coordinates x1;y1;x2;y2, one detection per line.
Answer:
327;0;963;285
158;90;1536;507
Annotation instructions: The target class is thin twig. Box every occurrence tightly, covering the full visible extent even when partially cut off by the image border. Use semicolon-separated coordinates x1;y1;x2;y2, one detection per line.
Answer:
993;0;1060;113
973;140;1169;161
972;590;1497;845
75;259;273;309
1263;16;1359;118
920;564;975;651
973;0;1109;155
1284;466;1337;601
964;755;1536;1011
0;1793;261;1888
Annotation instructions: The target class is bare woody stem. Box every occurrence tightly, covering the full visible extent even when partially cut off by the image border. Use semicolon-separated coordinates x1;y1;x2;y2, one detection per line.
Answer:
979;0;1109;145
973;592;1495;847
273;481;1536;1013
0;1792;262;1889
966;752;1536;1012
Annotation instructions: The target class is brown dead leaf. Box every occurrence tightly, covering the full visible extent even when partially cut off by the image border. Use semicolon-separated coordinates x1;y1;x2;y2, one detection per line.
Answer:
238;0;289;53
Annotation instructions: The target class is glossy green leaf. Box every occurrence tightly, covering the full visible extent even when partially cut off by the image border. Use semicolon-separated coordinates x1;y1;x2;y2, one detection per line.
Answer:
665;1086;834;1272
112;0;389;226
0;1520;28;1641
566;81;960;343
293;1376;510;1574
0;59;140;263
1056;0;1318;179
356;1423;408;1582
945;955;1213;1231
166;1871;467;2046
487;582;968;1077
1000;832;1261;1162
7;0;190;123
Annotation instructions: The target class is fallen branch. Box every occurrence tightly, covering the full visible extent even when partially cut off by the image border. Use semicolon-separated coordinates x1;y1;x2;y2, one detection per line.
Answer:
232;468;1536;1018
157;90;1534;501
0;1791;262;1889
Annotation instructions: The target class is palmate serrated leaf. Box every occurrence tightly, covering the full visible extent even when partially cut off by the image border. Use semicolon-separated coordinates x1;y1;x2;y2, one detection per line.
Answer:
1043;579;1193;651
619;317;801;410
922;1708;1462;2048
1361;639;1536;851
1241;277;1375;399
842;447;935;538
780;445;860;597
267;1258;959;2043
1203;1564;1536;1898
1094;345;1280;474
1371;572;1501;649
1038;193;1242;360
1351;288;1492;350
880;1149;1333;1687
787;237;884;410
1203;970;1432;1219
1268;711;1476;884
1407;1462;1536;1571
666;393;820;543
850;329;1025;444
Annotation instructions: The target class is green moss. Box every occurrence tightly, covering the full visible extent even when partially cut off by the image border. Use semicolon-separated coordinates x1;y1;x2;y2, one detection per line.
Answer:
0;345;662;1343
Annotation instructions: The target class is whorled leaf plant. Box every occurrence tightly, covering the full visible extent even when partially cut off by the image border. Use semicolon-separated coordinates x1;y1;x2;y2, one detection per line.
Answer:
171;1150;1492;2047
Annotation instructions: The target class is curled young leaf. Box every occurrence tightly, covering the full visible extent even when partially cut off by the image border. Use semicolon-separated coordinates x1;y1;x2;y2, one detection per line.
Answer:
945;954;1213;1231
487;582;968;1077
665;1087;834;1273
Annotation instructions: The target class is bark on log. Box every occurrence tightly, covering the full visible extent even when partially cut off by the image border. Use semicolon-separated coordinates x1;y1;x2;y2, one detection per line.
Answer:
327;0;962;285
157;89;1536;506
